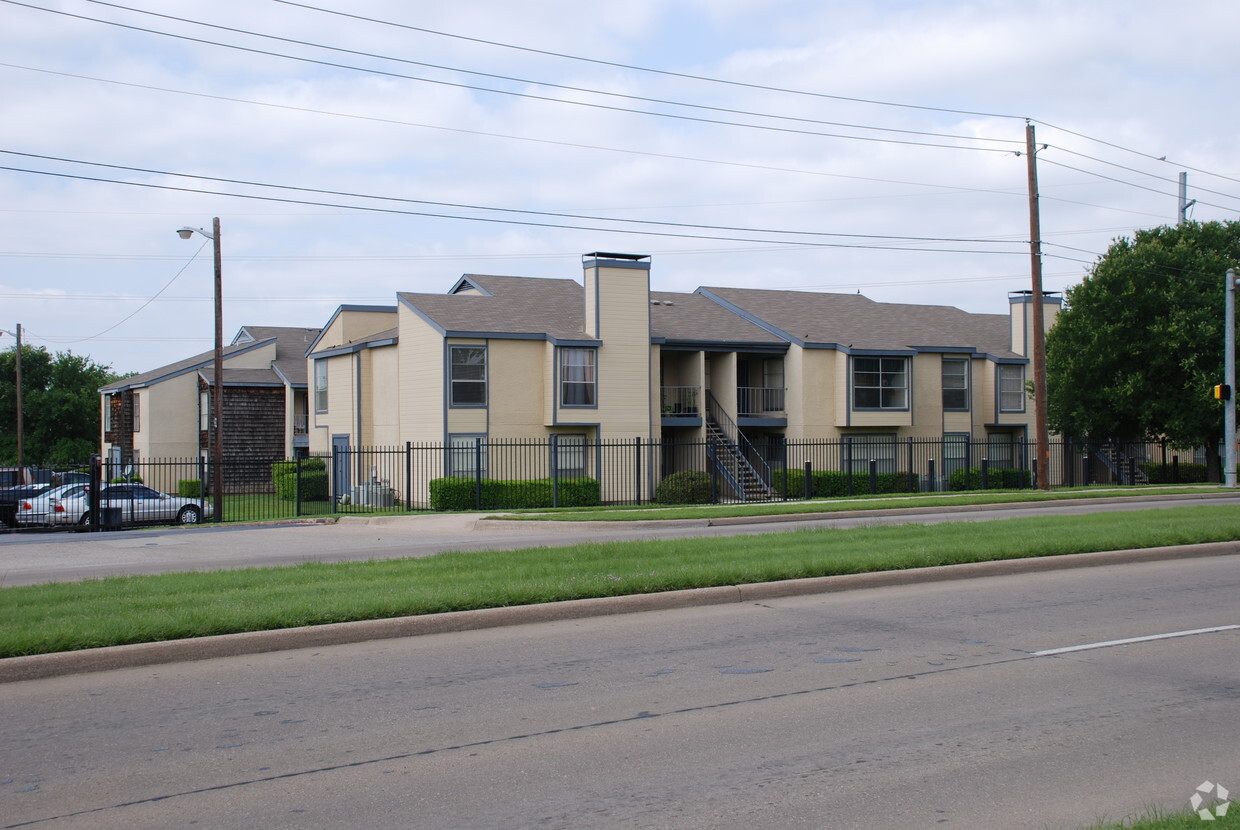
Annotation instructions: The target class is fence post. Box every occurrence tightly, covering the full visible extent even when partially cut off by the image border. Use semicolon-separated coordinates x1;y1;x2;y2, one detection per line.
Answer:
1066;438;1074;487
845;438;854;497
405;442;412;511
198;455;208;519
295;455;302;517
981;458;989;490
907;437;915;493
1082;451;1090;486
868;458;878;495
634;437;642;506
550;434;560;509
927;459;936;492
1172;456;1179;483
803;461;812;500
474;440;483;510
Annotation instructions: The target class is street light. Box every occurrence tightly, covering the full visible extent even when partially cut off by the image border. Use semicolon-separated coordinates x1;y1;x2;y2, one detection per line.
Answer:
177;218;224;520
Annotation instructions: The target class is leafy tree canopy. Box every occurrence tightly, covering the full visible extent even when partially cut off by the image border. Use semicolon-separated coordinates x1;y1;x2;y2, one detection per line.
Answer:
0;344;124;465
1045;220;1240;449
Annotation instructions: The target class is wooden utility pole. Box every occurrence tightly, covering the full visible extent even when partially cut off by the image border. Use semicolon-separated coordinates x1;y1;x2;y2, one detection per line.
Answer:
1025;121;1051;490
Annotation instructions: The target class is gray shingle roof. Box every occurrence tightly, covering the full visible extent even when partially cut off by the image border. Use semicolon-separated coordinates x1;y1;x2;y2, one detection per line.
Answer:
700;287;1017;357
650;291;783;346
400;275;592;341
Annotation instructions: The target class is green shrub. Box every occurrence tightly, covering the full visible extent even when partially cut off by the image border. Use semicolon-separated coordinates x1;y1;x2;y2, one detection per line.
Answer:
948;466;1032;491
774;469;919;498
177;479;203;498
429;477;601;510
1142;462;1208;484
110;475;142;484
654;470;714;504
271;458;330;501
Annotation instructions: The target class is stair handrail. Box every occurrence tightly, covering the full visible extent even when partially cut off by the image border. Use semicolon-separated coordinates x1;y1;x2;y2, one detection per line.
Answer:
705;392;773;498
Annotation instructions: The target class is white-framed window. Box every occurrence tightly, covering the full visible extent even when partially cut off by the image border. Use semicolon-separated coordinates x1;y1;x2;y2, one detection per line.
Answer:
560;348;597;407
314;360;328;413
942;358;969;411
449;345;487;407
103;395;113;432
943;432;970;479
133;392;141;433
448;434;487;477
852;357;907;410
200;389;210;431
998;364;1026;412
554;434;587;478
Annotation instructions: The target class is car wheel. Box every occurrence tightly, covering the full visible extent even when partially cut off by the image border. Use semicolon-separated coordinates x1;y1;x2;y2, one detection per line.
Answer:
78;512;91;526
177;506;201;525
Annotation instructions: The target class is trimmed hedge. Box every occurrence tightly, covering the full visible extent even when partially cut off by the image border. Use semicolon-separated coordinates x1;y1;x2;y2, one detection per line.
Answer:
948;466;1032;491
1142;462;1208;484
654;470;714;504
773;468;919;498
272;458;329;502
177;479;202;499
429;477;601;511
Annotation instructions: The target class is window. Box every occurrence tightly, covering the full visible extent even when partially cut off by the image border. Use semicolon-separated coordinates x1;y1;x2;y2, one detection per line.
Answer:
133;393;141;433
560;348;597;407
448;434;487;477
200;390;210;431
554;434;587;478
942;358;969;411
103;396;113;432
998;364;1026;412
449;345;487;407
314;360;328;413
845;433;896;473
987;433;1014;466
852;357;907;410
943;433;970;480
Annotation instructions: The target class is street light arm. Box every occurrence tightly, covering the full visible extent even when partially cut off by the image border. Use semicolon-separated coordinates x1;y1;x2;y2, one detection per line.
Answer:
176;226;215;240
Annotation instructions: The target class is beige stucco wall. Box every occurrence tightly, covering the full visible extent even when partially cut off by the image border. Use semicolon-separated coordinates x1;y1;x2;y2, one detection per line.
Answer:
309;352;357;452
584;263;652;440
362;345;401;446
397;305;445;443
318;309;397;351
484;339;545;438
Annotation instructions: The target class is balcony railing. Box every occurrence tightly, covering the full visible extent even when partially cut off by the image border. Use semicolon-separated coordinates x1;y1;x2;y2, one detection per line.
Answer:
293;414;309;435
660;386;700;416
738;386;785;417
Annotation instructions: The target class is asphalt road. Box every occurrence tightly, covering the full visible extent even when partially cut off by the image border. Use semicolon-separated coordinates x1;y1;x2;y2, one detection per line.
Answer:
1;491;1237;586
2;554;1236;830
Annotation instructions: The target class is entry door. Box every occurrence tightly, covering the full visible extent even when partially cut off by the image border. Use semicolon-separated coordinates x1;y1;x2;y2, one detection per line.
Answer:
332;435;351;501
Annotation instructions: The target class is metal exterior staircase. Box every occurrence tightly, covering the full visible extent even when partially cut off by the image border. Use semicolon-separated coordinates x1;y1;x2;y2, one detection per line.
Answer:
1095;443;1150;485
705;393;774;501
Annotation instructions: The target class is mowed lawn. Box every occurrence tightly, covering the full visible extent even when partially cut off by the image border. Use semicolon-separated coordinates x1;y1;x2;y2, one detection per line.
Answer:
2;504;1238;657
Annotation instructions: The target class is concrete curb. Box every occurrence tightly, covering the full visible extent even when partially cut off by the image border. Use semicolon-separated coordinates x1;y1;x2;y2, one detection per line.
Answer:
2;541;1236;685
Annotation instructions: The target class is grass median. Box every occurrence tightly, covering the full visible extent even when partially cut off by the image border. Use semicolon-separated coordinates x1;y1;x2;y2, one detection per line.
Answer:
2;503;1238;658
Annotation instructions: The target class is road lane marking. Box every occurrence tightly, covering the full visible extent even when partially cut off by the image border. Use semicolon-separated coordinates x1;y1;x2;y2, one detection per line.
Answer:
1033;625;1239;657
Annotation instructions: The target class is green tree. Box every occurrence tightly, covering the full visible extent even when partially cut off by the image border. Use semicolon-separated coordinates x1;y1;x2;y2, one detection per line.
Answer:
1045;220;1240;477
0;344;123;465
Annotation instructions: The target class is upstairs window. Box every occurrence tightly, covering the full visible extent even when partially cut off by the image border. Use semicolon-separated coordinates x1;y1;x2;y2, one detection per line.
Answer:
852;357;907;410
942;358;969;411
449;345;487;407
314;360;328;413
560;348;597;407
998;364;1026;412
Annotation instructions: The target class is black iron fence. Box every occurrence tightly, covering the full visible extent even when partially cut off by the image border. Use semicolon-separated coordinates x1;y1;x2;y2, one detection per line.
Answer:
1;437;1215;530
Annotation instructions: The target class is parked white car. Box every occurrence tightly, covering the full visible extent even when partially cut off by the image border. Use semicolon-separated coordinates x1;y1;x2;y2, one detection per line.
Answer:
16;483;213;527
14;483;90;526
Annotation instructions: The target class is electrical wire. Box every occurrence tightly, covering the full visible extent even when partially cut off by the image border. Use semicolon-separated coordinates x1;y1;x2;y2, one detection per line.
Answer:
0;151;1029;251
2;0;1018;154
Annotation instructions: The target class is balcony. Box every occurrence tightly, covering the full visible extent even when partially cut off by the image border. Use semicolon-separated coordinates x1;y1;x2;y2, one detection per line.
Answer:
293;414;308;435
738;386;785;417
660;386;701;424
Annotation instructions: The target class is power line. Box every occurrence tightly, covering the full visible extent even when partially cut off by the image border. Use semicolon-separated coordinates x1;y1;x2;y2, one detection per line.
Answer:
0;150;1029;252
267;0;1029;122
79;0;1023;150
0;62;1025;198
1;163;1033;255
3;0;1020;154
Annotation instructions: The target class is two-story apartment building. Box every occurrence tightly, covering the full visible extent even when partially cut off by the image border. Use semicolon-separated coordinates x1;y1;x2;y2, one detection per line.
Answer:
100;325;321;491
307;253;1058;500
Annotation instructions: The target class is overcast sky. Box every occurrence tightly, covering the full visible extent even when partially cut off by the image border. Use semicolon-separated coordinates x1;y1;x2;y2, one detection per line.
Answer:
3;0;1239;375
